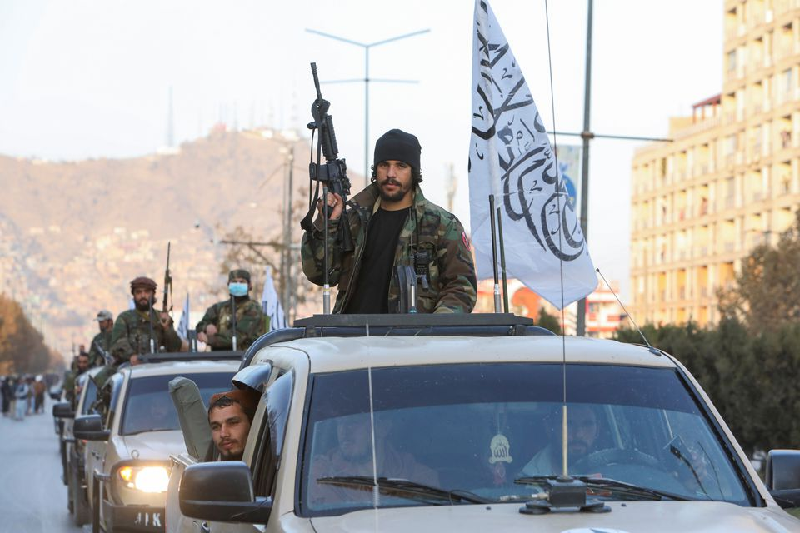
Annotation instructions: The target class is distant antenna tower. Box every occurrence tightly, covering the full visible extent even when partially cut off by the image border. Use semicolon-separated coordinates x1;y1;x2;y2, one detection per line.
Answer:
167;86;174;147
446;163;457;213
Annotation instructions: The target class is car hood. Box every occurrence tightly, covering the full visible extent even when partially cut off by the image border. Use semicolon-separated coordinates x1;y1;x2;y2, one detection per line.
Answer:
309;501;799;533
115;431;185;462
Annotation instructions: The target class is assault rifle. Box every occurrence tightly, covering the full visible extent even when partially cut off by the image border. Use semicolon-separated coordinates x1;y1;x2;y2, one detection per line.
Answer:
163;242;173;314
91;338;113;366
302;62;354;314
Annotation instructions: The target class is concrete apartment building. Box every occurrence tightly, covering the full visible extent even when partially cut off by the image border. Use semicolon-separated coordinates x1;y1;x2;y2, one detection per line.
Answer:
631;0;800;326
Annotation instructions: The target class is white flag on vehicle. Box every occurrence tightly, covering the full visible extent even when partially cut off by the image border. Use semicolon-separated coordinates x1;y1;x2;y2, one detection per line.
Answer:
468;0;596;309
261;266;286;330
177;292;190;340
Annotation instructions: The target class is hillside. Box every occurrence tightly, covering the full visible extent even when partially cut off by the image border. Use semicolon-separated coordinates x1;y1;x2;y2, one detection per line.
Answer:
0;128;342;359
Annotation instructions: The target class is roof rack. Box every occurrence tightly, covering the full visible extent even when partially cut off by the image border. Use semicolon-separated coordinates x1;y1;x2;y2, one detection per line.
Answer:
137;350;244;364
239;314;554;370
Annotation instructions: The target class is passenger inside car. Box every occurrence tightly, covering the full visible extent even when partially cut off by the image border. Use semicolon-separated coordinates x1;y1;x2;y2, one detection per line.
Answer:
520;403;608;477
308;412;439;505
207;389;258;461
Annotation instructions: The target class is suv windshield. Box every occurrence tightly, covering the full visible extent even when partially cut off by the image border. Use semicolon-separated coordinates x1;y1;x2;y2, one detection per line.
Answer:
120;372;232;436
301;363;750;516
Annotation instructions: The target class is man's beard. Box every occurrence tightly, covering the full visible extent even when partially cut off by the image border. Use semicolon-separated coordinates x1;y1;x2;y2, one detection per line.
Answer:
218;443;243;461
378;179;410;202
135;298;151;312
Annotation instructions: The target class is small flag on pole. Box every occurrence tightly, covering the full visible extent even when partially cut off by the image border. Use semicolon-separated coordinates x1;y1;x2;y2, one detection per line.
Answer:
468;0;596;309
177;292;190;340
261;266;286;330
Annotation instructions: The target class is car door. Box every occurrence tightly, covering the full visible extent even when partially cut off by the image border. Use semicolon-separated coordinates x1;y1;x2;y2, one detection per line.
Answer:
204;369;295;533
85;371;124;509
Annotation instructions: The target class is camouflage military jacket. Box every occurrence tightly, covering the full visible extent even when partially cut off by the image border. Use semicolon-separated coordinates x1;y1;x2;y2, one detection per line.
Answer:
110;308;182;362
196;296;266;351
88;330;112;367
301;185;477;314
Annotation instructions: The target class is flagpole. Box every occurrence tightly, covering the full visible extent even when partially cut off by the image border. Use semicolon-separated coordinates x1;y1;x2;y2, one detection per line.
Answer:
576;0;593;337
489;195;502;313
496;203;509;313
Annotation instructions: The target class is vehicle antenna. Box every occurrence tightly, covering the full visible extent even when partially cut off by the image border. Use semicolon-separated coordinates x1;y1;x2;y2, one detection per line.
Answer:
596;268;660;356
542;0;570;481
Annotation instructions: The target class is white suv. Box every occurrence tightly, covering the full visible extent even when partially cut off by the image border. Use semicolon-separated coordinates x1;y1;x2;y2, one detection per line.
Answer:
73;352;240;532
168;315;800;532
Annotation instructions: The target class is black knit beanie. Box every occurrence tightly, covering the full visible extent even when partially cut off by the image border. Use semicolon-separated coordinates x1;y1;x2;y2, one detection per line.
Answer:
374;129;421;170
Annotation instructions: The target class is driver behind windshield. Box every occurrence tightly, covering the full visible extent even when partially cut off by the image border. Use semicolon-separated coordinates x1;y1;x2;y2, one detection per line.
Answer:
309;412;439;505
520;403;603;476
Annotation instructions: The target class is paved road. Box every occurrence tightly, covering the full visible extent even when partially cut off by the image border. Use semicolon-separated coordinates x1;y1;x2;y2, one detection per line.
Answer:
0;400;87;533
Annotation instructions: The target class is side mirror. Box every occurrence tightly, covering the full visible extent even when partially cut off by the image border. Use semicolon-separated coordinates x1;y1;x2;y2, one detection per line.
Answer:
52;401;75;419
179;462;272;524
766;449;800;509
72;414;110;442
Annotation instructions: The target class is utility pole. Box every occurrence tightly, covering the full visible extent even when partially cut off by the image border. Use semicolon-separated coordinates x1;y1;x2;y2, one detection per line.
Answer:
576;0;593;337
281;144;296;324
446;163;457;213
305;28;430;188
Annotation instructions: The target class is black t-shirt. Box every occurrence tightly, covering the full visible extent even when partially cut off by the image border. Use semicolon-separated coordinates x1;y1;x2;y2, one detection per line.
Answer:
344;207;410;314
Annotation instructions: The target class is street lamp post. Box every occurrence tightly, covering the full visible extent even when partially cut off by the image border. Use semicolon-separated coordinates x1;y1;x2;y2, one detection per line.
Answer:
305;28;430;188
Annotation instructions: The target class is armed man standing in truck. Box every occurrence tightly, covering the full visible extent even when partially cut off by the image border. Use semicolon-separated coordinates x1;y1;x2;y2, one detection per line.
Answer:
87;310;114;367
301;129;477;314
196;269;266;352
110;276;181;364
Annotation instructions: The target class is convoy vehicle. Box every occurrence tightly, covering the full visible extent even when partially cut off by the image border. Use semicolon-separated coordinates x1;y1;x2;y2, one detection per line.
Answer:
63;366;104;525
166;314;800;533
73;352;241;533
53;368;100;498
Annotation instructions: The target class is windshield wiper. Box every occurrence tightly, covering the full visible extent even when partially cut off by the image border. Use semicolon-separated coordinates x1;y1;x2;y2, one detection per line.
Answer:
515;475;691;502
122;427;174;436
317;475;490;505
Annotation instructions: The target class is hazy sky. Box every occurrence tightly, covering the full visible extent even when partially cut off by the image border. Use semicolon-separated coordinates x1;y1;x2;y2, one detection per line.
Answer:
0;0;723;301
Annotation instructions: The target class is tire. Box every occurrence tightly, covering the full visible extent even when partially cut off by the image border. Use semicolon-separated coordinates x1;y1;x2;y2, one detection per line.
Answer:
60;440;68;486
92;476;101;533
71;465;90;526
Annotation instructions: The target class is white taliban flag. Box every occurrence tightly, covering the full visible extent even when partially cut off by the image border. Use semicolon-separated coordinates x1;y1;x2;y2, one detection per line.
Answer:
261;266;286;331
176;292;190;340
468;0;596;309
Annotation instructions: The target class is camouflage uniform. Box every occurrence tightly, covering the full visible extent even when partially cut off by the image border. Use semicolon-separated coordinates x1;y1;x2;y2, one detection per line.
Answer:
110;308;182;362
63;369;78;406
196;297;266;351
88;329;112;367
301;184;477;314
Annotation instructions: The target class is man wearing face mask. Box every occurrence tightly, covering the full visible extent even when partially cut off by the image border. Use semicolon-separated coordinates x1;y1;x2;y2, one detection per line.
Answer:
110;276;182;365
302;128;477;314
196;270;266;351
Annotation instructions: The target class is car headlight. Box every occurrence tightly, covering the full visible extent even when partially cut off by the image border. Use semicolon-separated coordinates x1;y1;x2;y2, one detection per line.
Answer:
117;465;170;493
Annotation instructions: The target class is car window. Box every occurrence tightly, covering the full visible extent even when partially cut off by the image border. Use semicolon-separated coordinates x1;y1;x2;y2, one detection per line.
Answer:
300;363;750;516
119;372;233;436
252;371;293;497
81;378;98;415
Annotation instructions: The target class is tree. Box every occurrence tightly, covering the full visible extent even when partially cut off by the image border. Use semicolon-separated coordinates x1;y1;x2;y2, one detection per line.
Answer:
718;210;800;332
615;319;800;455
0;294;57;374
535;308;562;335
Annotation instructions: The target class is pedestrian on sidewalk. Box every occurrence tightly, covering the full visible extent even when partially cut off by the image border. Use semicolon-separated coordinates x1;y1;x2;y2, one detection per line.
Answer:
1;377;10;416
33;376;45;414
14;377;29;421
